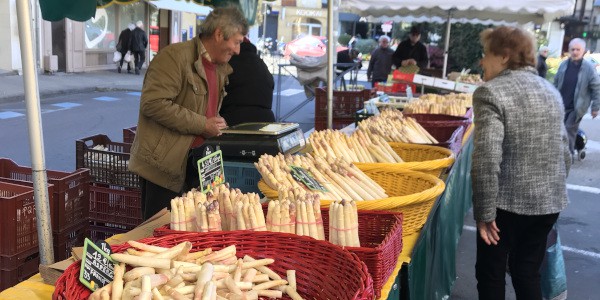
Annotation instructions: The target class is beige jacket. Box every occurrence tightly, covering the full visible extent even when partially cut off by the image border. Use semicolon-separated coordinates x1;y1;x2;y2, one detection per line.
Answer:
129;37;232;192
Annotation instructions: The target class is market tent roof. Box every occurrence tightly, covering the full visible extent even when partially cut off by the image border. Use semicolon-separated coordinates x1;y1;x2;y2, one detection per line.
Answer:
144;0;212;15
340;0;576;24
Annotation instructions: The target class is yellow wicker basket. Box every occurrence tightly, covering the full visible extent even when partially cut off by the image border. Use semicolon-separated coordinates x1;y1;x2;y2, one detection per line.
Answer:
354;142;455;178
257;167;445;234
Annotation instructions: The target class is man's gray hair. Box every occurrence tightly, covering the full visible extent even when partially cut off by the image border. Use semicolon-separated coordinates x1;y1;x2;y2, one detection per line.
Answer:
199;6;249;39
569;38;586;49
136;20;143;28
539;45;549;53
379;35;390;43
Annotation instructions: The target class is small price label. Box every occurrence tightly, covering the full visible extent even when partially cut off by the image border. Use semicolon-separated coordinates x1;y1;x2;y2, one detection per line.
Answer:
290;165;328;192
79;238;115;291
197;149;225;193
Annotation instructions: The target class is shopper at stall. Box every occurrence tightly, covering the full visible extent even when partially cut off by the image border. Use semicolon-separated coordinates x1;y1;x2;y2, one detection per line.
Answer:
536;45;549;79
553;38;600;158
392;26;429;70
367;35;394;87
219;37;275;126
471;26;571;300
129;20;148;75
129;7;248;220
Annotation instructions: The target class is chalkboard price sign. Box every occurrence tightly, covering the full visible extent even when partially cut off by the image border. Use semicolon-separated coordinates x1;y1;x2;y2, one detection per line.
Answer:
197;149;225;193
290;165;328;192
79;238;115;291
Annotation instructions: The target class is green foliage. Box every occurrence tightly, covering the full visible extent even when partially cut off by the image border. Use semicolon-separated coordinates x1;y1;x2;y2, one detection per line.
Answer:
354;38;378;55
338;33;352;46
440;23;490;74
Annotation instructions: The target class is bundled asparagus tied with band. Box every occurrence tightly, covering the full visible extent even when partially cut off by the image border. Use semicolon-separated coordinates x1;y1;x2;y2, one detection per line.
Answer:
170;185;267;232
357;108;438;144
170;190;222;232
309;129;403;163
265;188;325;240
329;200;360;247
89;242;304;300
255;153;388;201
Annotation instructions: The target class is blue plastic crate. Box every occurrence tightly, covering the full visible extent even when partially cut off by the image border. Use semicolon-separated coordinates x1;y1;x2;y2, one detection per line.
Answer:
223;161;263;196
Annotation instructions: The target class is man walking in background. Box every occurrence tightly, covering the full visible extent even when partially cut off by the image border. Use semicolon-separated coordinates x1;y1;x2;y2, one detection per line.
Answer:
367;35;394;87
129;20;148;75
554;38;600;158
117;23;135;74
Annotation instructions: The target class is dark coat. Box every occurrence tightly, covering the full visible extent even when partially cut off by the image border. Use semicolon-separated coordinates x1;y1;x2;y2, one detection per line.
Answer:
129;27;148;52
392;39;429;70
117;28;132;53
537;54;548;79
367;47;394;82
220;41;275;126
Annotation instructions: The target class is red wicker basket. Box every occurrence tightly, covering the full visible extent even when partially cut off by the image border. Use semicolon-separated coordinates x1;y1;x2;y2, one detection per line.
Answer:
154;210;402;298
52;232;374;300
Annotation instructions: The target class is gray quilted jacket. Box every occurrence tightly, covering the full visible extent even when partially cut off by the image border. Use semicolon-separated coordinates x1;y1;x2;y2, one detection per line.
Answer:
471;67;571;223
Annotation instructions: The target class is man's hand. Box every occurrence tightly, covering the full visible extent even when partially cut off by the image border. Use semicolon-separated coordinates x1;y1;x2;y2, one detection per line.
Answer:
402;59;417;67
477;220;500;246
203;116;227;138
592;110;598;119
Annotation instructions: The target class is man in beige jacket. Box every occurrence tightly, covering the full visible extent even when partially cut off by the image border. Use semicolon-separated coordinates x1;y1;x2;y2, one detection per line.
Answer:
129;7;248;220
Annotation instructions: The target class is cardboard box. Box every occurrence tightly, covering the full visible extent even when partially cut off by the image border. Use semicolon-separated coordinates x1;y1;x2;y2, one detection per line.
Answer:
433;78;456;90
455;82;479;93
413;74;435;86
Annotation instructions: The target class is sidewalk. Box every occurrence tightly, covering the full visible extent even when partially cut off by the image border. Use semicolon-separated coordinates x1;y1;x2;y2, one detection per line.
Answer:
0;69;145;104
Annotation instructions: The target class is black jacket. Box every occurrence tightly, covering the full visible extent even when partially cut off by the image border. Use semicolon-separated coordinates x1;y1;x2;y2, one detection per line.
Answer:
392;39;429;70
117;28;132;53
129;27;148;52
220;41;275;126
537;54;548;79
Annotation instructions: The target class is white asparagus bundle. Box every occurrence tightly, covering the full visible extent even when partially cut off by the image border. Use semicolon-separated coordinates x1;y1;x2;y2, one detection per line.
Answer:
357;109;438;144
309;129;403;163
89;243;303;300
328;200;360;247
255;153;388;201
266;199;296;234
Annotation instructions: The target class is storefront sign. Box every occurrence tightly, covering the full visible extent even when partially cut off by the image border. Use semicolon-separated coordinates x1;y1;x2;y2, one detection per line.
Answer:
295;9;323;17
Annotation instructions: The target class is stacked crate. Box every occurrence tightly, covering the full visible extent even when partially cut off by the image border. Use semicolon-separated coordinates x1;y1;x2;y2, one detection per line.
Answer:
0;160;90;290
76;134;143;241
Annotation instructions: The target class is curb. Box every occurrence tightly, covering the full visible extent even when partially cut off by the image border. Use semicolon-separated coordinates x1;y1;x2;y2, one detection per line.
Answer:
0;86;143;104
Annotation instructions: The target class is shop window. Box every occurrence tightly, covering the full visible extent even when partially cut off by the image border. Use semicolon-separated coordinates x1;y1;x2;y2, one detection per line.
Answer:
85;6;117;50
292;17;322;38
118;2;146;33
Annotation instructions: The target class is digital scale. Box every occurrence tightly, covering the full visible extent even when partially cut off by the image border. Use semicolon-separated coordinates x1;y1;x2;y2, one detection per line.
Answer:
203;122;306;161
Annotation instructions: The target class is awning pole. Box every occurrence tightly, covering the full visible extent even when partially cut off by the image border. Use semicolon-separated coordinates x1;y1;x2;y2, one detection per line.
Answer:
442;10;452;79
327;0;334;128
16;0;54;265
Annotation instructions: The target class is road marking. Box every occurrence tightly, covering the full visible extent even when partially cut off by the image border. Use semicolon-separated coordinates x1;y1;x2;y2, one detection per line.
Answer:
567;184;600;194
52;102;81;109
93;96;120;102
0;111;24;119
126;92;141;97
463;225;600;260
279;89;304;96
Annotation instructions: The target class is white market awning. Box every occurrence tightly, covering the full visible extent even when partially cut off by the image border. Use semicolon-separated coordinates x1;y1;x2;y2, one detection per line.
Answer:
145;0;212;15
341;0;576;25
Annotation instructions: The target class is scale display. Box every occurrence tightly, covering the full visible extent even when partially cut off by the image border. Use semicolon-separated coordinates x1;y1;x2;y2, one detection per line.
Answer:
204;122;305;161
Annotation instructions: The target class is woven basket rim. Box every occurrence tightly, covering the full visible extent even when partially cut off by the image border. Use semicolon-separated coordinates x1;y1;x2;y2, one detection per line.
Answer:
53;232;374;300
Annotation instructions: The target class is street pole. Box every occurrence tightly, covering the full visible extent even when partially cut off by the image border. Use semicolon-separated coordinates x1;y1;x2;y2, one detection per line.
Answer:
327;0;334;129
16;0;55;265
262;2;267;44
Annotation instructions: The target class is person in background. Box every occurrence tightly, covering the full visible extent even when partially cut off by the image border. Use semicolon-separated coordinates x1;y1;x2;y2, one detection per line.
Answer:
392;25;429;70
117;23;135;74
554;38;600;158
471;26;570;300
129;7;248;220
219;37;275;126
367;35;394;87
129;20;148;75
537;45;549;79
